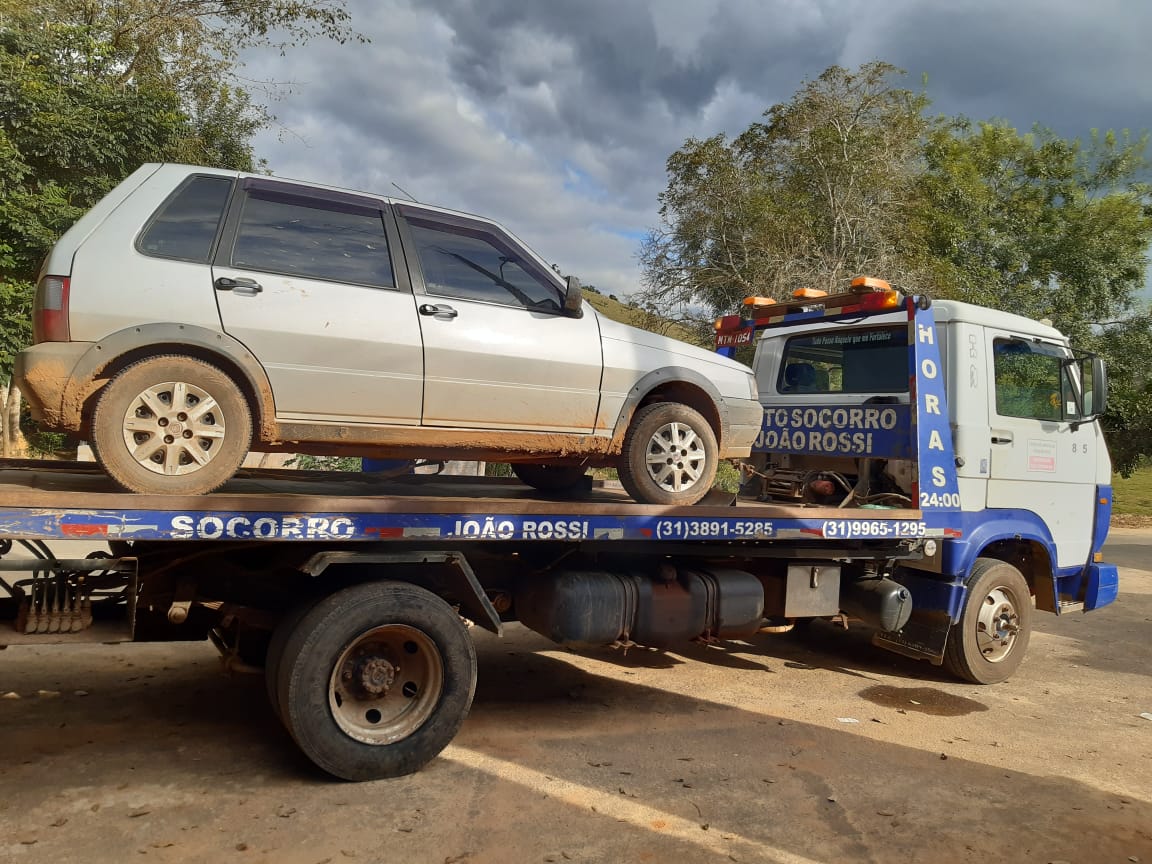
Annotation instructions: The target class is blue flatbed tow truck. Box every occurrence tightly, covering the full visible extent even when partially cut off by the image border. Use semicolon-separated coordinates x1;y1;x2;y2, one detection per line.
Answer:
0;286;1118;781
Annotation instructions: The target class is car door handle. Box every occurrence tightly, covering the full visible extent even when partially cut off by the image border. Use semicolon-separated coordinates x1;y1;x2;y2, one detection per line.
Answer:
991;432;1014;444
215;276;263;295
419;303;458;319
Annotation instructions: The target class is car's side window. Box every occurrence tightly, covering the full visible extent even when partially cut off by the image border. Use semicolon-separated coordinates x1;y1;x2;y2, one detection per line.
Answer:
404;216;564;312
137;175;233;263
231;191;394;288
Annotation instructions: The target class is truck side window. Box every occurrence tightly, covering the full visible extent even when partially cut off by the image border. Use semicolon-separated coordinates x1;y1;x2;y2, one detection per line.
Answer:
137;175;233;263
404;217;564;312
230;192;394;288
777;326;909;394
992;339;1079;421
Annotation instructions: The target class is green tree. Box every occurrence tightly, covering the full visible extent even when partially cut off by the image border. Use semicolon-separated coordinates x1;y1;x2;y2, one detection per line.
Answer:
638;62;930;329
913;121;1152;343
641;61;1152;471
913;121;1152;474
0;0;358;453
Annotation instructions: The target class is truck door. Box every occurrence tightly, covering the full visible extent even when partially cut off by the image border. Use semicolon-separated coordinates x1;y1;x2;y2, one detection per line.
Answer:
984;331;1096;566
213;181;424;424
396;205;603;433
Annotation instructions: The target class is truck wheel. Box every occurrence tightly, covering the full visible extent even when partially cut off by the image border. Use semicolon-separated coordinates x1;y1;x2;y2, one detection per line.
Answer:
618;402;718;505
512;463;588;495
91;355;252;495
276;581;477;781
943;558;1032;684
265;602;316;720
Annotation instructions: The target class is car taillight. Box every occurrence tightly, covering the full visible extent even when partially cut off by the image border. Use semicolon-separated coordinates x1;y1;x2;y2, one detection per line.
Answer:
32;275;70;343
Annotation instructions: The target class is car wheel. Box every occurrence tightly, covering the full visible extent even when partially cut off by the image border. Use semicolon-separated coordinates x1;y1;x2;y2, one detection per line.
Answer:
942;558;1033;684
512;463;589;495
617;402;718;505
91;355;252;495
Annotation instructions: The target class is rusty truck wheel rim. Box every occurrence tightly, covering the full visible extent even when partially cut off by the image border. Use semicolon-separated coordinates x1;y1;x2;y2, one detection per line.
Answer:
120;381;226;476
328;625;444;745
644;421;707;493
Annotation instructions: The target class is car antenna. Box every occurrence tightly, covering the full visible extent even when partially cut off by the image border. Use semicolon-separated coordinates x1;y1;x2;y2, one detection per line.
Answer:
391;182;419;203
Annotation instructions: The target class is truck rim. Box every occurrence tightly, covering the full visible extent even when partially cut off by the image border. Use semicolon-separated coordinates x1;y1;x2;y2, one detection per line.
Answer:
120;380;226;476
328;624;444;745
975;585;1021;663
644;421;707;493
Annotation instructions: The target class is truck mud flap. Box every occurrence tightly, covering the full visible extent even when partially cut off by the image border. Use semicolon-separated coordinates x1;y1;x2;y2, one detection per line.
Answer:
872;609;951;664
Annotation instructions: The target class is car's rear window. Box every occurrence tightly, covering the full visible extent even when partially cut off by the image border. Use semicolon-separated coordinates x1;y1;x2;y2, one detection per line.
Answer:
137;175;233;263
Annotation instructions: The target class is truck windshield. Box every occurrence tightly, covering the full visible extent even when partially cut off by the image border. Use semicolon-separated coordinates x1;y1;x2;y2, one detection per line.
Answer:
777;326;909;394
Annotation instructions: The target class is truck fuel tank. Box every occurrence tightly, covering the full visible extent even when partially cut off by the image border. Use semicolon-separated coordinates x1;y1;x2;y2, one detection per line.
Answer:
514;568;765;648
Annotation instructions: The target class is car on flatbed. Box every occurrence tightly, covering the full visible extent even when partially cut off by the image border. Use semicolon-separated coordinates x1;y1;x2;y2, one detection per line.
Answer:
15;163;762;504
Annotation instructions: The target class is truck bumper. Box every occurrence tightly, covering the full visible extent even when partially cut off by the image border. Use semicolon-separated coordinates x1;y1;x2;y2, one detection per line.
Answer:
1084;562;1119;611
720;397;764;458
14;342;90;429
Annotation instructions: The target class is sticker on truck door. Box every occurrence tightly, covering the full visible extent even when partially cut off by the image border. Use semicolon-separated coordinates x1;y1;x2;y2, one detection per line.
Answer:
1027;439;1057;472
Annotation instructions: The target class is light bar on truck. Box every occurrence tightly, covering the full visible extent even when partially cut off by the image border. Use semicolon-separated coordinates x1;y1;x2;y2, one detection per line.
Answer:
849;276;892;292
742;296;777;310
714;276;908;351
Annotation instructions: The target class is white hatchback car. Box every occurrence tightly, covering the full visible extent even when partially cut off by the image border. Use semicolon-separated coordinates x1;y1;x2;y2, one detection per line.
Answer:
15;164;762;505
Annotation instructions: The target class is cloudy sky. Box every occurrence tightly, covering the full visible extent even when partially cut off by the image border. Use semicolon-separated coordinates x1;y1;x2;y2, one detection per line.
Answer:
244;0;1152;298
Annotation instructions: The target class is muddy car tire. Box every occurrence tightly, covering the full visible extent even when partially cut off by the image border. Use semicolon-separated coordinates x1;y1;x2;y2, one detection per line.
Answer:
276;581;477;781
91;355;252;495
512;463;589;495
943;558;1033;684
618;402;718;506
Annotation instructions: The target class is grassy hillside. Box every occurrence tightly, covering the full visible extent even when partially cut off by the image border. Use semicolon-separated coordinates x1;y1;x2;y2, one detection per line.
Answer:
582;289;704;347
1113;465;1152;518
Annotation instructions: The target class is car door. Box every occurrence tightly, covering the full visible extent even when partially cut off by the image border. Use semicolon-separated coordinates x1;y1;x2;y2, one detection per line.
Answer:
212;179;424;425
395;204;603;433
984;329;1097;567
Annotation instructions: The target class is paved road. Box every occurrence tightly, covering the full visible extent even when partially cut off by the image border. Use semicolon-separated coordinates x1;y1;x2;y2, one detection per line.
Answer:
1;532;1150;864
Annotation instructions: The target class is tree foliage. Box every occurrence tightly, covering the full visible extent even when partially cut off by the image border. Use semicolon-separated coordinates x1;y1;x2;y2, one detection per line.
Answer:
913;122;1152;343
639;62;930;327
0;0;359;451
640;61;1152;472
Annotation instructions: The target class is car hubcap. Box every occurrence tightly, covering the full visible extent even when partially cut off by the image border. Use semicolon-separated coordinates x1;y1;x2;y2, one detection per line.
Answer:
975;585;1021;662
644;421;706;494
120;381;226;476
329;625;444;745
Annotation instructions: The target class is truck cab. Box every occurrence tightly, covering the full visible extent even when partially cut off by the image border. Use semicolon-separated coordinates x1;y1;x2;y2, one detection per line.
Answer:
718;278;1117;682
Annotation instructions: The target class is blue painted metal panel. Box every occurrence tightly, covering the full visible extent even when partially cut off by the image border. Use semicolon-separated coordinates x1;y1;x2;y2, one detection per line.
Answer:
0;506;939;544
1084;563;1119;610
1091;484;1113;555
752;404;913;458
910;302;962;517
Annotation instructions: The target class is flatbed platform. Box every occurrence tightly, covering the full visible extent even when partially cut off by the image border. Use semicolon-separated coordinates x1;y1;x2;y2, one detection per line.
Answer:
0;460;932;544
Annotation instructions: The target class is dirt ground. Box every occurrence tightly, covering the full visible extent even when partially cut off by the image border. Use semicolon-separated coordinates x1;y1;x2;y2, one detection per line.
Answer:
1;531;1150;864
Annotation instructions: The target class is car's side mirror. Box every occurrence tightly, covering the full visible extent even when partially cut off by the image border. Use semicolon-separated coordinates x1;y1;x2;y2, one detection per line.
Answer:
563;275;583;318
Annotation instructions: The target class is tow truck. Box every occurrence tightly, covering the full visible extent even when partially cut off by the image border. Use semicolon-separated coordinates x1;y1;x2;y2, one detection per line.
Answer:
0;280;1117;780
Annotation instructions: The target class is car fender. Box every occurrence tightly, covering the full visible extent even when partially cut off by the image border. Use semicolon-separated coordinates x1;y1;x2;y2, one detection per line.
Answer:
609;366;727;445
60;323;277;438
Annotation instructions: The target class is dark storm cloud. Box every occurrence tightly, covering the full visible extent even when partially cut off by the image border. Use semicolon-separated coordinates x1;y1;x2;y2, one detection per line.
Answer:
866;1;1152;137
245;0;1152;297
